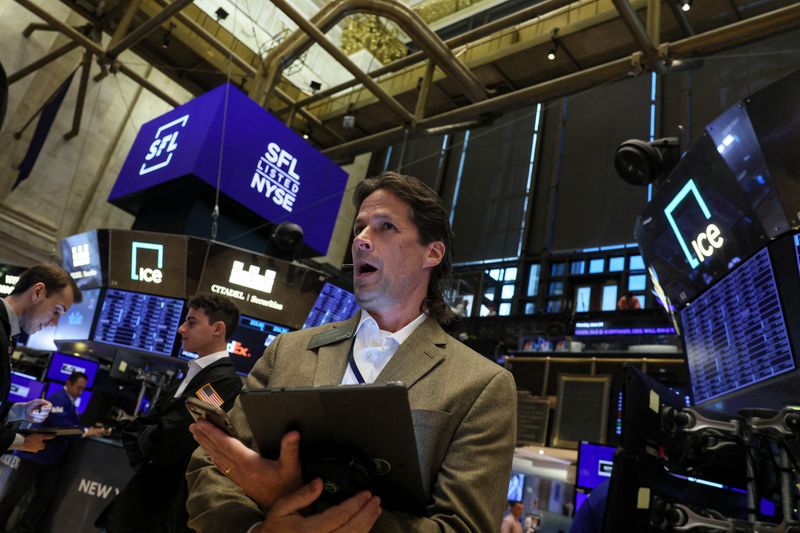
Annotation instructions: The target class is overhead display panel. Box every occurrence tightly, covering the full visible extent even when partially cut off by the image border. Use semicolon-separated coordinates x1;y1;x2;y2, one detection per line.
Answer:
196;243;325;329
109;83;349;257
61;230;105;289
107;230;187;299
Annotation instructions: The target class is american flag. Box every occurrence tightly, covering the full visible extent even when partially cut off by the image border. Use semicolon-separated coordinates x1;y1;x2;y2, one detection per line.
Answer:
195;383;224;408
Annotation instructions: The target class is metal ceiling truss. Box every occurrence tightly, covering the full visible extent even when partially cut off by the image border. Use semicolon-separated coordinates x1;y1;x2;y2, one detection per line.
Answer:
8;0;800;162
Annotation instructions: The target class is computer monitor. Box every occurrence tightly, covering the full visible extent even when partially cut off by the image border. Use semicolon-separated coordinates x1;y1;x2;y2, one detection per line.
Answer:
226;316;290;375
45;353;99;388
576;442;616;490
679;232;800;415
8;372;45;403
303;282;359;329
54;288;101;341
507;472;525;502
93;289;184;356
45;381;92;416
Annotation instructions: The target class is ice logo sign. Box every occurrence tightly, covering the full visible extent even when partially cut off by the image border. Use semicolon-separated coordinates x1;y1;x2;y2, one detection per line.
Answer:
664;179;724;269
131;241;164;284
250;142;301;213
139;114;189;175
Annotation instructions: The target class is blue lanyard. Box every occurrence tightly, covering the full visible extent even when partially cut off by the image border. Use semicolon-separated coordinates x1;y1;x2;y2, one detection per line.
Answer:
347;341;366;384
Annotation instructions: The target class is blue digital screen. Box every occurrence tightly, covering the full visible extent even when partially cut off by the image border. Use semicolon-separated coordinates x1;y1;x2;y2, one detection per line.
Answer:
8;372;45;403
45;381;92;416
507;472;525;501
576;442;616;489
226;315;289;375
93;289;184;356
46;353;98;388
575;491;589;512
303;282;359;329
681;247;795;404
54;288;100;341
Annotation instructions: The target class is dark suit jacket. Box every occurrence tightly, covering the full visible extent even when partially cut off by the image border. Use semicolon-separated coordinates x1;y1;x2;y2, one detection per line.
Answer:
0;302;17;451
97;357;242;533
186;314;517;533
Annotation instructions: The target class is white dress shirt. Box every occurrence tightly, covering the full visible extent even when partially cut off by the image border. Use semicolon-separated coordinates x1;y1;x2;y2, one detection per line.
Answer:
174;350;230;398
340;311;427;385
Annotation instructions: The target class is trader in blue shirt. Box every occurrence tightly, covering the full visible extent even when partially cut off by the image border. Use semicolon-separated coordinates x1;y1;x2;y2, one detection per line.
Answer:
0;371;102;532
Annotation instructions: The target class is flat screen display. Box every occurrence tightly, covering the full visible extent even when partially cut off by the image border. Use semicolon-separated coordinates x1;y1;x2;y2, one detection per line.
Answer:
681;247;794;405
226;315;289;375
8;372;45;403
635;134;769;311
54;288;100;341
302;282;359;329
46;353;99;388
45;381;92;416
93;289;184;356
576;442;616;490
61;230;103;289
575;491;589;512
507;472;525;502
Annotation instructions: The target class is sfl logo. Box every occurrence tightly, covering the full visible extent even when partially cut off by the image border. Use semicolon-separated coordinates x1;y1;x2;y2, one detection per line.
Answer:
139;114;189;175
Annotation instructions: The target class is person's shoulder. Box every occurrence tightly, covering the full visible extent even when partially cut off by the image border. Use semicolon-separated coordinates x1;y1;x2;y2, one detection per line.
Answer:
445;331;509;375
277;318;358;348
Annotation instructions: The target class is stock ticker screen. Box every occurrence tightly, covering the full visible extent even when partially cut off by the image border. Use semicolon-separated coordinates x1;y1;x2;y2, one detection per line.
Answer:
227;315;290;375
302;282;359;328
93;289;185;356
576;441;616;490
681;247;795;404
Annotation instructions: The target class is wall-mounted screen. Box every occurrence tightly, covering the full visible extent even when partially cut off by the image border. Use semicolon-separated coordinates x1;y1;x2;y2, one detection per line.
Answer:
107;231;187;298
8;372;45;403
93;289;184;356
507;472;525;502
54;288;101;341
226;316;289;375
576;441;616;490
46;353;99;388
302;282;359;329
45;381;92;416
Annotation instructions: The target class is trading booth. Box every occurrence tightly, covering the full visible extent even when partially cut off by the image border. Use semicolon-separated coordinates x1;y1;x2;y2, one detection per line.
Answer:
602;70;800;530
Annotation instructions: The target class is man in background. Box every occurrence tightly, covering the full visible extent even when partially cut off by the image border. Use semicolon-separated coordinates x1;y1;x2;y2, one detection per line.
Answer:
501;501;524;533
186;172;518;532
2;264;83;452
96;293;243;533
0;371;103;532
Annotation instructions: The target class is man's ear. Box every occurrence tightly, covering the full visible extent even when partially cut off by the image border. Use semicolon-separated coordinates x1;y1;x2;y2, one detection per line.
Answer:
423;241;445;269
214;321;226;338
30;282;46;302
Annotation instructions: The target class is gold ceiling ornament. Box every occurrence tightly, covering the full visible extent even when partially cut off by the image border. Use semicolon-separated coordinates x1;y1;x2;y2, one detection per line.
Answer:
340;14;407;64
415;0;478;25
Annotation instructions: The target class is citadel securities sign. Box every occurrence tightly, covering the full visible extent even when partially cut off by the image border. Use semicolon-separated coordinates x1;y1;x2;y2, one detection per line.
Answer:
109;83;348;256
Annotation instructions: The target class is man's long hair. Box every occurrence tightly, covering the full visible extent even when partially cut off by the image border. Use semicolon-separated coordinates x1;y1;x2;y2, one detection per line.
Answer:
353;172;455;324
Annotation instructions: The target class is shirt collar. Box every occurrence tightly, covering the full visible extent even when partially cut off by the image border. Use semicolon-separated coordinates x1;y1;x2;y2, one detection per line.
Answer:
189;350;230;371
356;310;427;346
2;299;20;337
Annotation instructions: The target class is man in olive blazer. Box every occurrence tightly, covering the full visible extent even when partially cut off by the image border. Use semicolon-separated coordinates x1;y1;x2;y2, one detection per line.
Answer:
186;172;517;532
187;311;516;532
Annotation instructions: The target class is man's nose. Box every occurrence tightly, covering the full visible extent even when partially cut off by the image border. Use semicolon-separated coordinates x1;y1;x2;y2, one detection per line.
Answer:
353;228;373;250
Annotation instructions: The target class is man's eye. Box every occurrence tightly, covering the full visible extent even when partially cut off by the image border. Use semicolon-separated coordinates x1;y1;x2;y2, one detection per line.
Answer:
382;222;395;230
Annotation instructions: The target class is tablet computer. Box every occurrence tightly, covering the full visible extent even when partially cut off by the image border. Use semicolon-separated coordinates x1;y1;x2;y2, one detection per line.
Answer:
16;427;84;436
239;382;427;513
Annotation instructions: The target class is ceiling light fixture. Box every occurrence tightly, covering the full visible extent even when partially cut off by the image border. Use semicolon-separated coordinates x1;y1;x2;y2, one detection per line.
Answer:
681;0;692;12
547;47;557;61
547;27;560;61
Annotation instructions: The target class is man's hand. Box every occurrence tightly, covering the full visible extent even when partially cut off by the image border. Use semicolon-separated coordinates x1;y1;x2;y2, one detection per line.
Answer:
18;432;54;452
83;427;105;438
256;479;381;533
24;399;52;423
189;420;303;509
